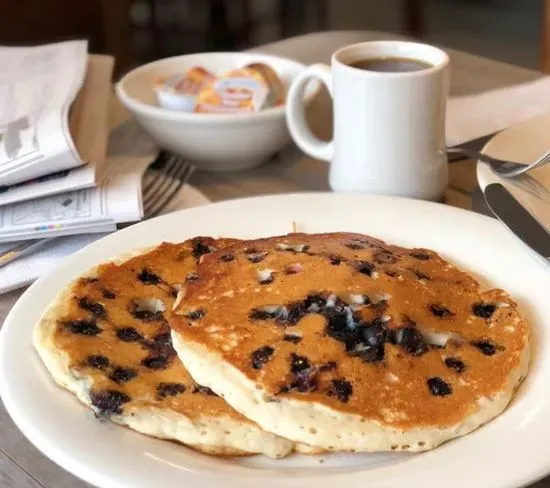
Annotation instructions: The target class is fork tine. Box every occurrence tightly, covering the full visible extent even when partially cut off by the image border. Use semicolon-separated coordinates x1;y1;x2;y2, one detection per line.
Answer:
144;166;194;218
142;153;179;196
498;148;550;178
144;160;195;217
144;157;188;207
144;160;193;213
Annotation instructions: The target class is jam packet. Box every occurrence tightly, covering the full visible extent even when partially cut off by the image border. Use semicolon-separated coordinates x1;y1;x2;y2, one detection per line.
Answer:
194;64;286;114
245;62;286;106
194;68;268;113
154;67;215;111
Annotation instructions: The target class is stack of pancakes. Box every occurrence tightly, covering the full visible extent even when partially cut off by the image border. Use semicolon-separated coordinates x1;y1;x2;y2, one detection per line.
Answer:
33;232;530;457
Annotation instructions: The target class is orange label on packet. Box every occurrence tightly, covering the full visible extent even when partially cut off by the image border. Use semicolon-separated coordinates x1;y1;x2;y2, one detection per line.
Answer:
155;67;215;96
154;67;215;111
245;62;286;106
194;68;273;113
176;67;215;95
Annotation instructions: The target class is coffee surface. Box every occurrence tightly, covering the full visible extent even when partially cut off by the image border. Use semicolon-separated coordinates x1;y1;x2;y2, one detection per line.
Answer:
349;56;432;72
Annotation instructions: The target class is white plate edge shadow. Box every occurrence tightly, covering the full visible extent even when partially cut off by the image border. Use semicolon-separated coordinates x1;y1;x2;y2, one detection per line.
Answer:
2;192;550;488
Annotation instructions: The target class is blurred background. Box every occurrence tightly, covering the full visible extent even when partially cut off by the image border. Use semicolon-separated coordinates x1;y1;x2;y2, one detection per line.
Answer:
1;0;544;75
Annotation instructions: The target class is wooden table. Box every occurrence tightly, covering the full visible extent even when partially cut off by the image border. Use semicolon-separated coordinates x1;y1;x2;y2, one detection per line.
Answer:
0;31;547;488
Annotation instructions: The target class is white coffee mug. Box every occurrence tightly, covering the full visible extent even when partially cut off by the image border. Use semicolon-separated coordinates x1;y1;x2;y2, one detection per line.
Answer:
286;41;449;201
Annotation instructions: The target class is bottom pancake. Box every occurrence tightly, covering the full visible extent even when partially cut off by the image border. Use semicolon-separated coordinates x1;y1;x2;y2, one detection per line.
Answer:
33;238;294;458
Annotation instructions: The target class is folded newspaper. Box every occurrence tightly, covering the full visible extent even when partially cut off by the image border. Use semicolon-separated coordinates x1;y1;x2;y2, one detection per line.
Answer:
0;41;113;201
0;41;115;242
0;41;89;186
0;122;154;243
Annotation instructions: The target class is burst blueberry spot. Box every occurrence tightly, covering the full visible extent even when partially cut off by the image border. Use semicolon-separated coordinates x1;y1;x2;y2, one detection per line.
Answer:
110;367;138;384
251;346;275;369
220;253;234;262
472;303;496;319
152;331;172;346
91;389;131;416
340;318;388;363
445;357;466;373
427;377;452;396
141;355;171;370
325;306;359;343
87;354;109;370
186;273;199;283
345;242;364;250
128;301;164;321
66;319;102;336
346;338;385;363
410;251;430;260
192;238;212;260
373;250;397;264
283;334;302;344
116;327;144;342
429;304;453;318
291;372;317;393
246;249;267;263
137;269;162;284
143;331;175;356
304;293;326;311
187;309;205;320
192;385;217;396
290;353;311;373
353;260;375;276
413;269;430;281
329;379;353;403
249;309;273;321
102;289;116;299
157;382;186;398
284;302;307;325
77;297;106;318
361;318;388;347
392;327;428;356
329;255;342;265
471;340;499;356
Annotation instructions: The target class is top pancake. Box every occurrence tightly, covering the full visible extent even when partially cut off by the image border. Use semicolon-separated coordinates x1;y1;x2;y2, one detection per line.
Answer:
170;232;530;452
33;237;294;458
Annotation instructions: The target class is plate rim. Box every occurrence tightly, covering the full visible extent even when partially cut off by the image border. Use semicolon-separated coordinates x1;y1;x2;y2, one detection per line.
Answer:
2;191;550;488
476;112;550;191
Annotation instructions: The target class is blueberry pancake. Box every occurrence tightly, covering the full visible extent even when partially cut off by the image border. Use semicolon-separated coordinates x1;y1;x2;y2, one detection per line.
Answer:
33;238;294;458
170;232;530;453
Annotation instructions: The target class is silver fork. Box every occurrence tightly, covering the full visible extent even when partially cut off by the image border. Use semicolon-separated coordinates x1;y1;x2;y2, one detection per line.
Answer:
0;152;194;268
447;147;550;178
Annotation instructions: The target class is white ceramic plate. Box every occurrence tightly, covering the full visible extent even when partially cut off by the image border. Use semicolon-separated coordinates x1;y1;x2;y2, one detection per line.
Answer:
1;193;550;488
477;112;550;231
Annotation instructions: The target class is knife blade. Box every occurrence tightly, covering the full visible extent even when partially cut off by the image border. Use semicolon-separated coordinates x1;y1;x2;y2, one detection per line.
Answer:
483;183;550;259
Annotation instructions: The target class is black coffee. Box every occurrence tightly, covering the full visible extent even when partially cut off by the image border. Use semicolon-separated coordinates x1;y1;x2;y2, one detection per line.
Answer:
349;57;433;73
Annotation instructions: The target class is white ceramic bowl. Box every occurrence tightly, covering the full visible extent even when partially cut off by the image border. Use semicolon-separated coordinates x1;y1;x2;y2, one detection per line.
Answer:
116;52;318;171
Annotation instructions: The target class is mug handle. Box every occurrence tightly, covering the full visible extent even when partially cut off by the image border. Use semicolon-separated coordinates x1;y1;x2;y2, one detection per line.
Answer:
285;63;334;162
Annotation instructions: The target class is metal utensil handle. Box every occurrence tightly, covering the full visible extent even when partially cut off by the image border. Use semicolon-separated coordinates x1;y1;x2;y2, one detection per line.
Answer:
0;238;54;268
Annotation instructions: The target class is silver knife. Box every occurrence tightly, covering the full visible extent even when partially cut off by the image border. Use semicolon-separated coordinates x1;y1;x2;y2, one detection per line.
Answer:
483;183;550;259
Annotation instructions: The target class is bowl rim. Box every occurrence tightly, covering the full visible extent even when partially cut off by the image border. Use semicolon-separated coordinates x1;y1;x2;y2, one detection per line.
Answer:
116;51;320;124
